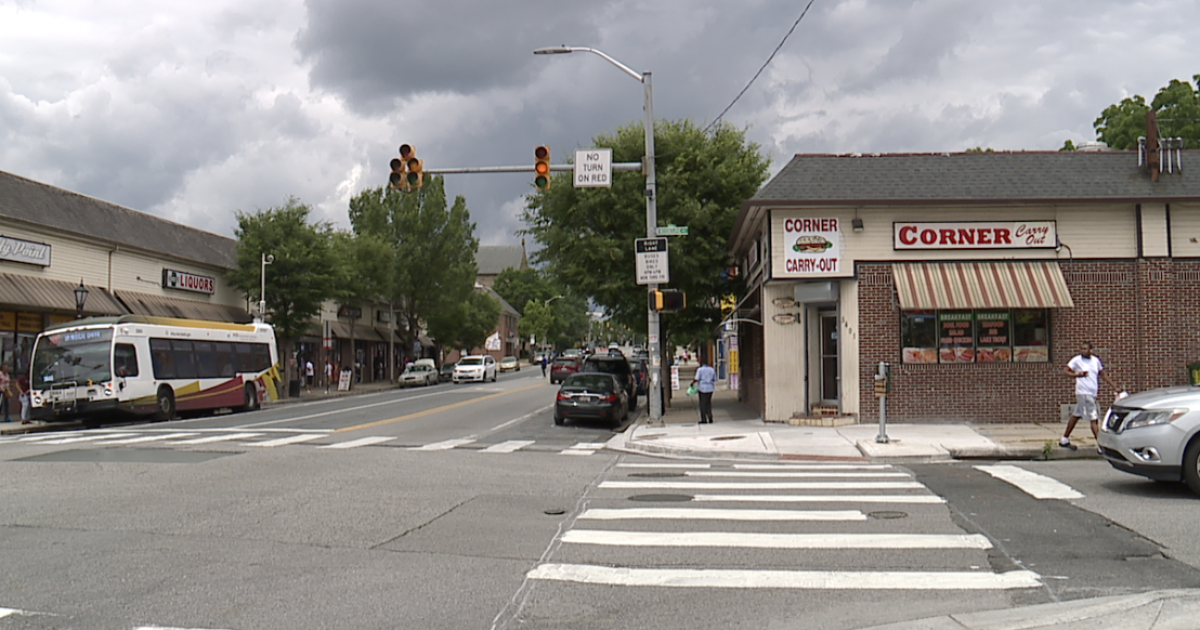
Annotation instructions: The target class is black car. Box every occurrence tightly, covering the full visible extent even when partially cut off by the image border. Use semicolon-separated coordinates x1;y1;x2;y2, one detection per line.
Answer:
628;358;649;395
554;373;629;427
438;362;456;382
581;354;637;409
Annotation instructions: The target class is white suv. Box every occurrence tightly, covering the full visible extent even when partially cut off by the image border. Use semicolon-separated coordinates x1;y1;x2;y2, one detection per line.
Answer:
1098;385;1200;495
453;355;497;383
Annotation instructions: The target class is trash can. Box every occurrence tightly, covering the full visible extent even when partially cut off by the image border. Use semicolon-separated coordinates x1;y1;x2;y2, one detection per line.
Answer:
1188;363;1200;386
288;379;301;397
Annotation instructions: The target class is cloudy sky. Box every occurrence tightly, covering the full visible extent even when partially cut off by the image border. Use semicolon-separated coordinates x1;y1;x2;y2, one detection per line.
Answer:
1;0;1197;246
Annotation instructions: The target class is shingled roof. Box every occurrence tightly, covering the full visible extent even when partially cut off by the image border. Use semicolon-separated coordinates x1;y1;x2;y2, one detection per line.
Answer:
0;170;236;268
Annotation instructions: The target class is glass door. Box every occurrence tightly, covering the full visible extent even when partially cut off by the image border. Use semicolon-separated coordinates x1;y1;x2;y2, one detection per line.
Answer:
820;311;838;403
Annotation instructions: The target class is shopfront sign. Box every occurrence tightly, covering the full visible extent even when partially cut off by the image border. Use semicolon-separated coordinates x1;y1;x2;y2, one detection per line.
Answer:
894;221;1056;250
162;268;215;294
778;217;843;278
0;235;51;266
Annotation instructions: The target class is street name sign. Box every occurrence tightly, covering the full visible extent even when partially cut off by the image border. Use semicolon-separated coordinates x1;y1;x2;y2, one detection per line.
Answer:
635;237;669;285
656;224;689;236
574;148;612;188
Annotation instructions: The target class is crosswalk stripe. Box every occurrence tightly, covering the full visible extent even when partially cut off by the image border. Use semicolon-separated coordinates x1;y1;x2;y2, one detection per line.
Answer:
411;438;476;451
319;437;397;449
482;440;535;453
100;433;200;445
974;464;1084;500
617;463;711;469
686;471;912;478
560;448;597;456
733;463;894;470
40;433;136;445
13;433;85;442
579;508;866;521
172;433;263;445
693;494;945;504
562;530;993;549
528;564;1042;590
600;480;926;490
247;434;323;447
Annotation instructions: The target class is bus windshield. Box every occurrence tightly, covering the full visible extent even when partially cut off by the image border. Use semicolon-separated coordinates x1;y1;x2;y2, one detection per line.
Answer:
32;328;113;386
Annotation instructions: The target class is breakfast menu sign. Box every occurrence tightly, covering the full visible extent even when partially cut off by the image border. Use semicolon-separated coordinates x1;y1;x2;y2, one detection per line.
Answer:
776;216;845;278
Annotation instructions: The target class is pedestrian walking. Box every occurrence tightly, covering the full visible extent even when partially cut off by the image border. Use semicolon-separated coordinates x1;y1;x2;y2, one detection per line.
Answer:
305;359;314;393
0;364;14;422
691;359;717;424
16;371;30;423
324;359;333;394
1060;341;1122;451
541;354;548;378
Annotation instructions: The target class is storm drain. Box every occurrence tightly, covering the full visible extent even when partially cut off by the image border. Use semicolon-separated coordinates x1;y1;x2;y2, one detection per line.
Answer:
868;511;909;520
710;435;747;442
627;494;694;502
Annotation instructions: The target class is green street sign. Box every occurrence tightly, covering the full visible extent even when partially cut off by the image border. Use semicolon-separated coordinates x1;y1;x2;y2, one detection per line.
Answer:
656;225;689;236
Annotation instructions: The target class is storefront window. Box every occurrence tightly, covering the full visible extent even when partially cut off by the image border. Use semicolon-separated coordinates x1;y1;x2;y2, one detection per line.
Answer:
900;309;1050;364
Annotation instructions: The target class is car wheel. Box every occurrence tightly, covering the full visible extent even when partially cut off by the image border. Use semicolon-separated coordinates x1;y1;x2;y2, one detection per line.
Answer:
239;383;259;412
154;386;176;422
1184;439;1200;496
554;414;564;426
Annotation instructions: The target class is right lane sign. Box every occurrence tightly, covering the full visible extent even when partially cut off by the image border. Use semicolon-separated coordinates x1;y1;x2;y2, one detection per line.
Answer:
635;237;669;285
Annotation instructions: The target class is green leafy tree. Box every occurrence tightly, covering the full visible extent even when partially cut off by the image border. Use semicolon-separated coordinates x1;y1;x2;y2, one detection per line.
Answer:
522;119;769;346
229;198;342;387
1094;75;1200;149
347;176;479;357
493;268;590;349
427;288;501;356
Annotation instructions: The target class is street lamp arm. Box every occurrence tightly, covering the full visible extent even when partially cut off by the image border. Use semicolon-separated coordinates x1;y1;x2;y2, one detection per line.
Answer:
533;46;644;82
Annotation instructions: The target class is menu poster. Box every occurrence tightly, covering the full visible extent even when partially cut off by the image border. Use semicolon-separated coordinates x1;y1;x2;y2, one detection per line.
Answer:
938;312;975;363
975;312;1011;362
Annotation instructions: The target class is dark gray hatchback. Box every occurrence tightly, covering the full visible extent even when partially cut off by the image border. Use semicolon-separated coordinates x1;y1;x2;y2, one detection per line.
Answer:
554;373;629;427
581;354;638;409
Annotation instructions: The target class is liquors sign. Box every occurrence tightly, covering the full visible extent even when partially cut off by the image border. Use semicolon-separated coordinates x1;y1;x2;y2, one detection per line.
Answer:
162;268;216;294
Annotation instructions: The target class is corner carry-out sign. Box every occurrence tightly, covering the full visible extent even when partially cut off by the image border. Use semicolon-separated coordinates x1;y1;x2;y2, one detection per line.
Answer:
777;217;843;278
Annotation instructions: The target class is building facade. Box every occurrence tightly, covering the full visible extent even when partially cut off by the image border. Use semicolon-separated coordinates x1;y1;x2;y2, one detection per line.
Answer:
728;150;1200;424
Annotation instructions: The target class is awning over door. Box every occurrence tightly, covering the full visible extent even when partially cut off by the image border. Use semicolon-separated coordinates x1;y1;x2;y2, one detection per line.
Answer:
114;290;251;323
892;262;1074;310
0;273;126;315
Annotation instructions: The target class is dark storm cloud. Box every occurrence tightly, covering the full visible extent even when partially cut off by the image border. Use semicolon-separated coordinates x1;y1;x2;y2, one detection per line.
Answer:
295;0;601;113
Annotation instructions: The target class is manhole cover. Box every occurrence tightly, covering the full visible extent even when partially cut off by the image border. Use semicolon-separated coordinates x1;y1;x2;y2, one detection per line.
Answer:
868;511;909;520
628;472;687;478
710;435;747;442
628;494;694;502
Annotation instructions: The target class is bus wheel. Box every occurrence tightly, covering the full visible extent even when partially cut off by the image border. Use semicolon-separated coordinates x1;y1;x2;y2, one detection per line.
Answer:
154;387;176;422
241;384;260;412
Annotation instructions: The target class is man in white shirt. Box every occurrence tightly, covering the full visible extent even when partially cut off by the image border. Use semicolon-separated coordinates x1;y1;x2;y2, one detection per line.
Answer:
691;360;718;424
1061;342;1122;451
305;360;315;393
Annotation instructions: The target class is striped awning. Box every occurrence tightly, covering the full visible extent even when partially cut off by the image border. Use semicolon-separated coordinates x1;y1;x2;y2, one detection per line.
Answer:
115;290;252;323
892;262;1074;310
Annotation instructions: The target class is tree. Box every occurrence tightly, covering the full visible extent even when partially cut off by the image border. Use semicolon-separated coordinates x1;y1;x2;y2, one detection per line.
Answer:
521;119;769;346
1094;75;1200;149
229;198;342;389
347;176;479;358
427;289;501;356
493;268;591;349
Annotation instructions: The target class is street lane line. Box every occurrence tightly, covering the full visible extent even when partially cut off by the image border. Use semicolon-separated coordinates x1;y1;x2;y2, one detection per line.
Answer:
172;432;263;445
527;564;1042;589
693;494;945;504
241;389;461;427
247;434;323;447
579;508;866;521
600;480;927;490
100;433;200;445
974;465;1084;500
686;471;912;478
562;530;993;549
319;436;396;449
411;438;476;451
482;440;535;453
336;382;549;432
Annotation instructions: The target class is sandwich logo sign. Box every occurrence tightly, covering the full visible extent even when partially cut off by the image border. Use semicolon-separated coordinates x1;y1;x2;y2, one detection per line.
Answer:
780;217;842;277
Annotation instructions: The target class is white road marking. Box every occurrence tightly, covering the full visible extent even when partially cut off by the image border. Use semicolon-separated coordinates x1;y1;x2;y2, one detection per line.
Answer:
171;433;263;445
686;471;912;478
14;433;85;442
319;436;396;449
527;564;1042;590
600;480;926;490
0;608;17;618
247;434;323;447
974;465;1084;500
482;440;535;453
617;463;711;469
693;494;945;504
573;442;607;449
579;508;866;521
732;463;893;470
411;438;476;451
100;433;200;445
560;448;596;456
562;530;993;549
40;433;136;445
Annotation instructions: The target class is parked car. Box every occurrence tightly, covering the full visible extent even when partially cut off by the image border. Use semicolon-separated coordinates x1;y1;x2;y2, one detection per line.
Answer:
561;348;583;358
581;354;637;409
453;355;497;383
628;358;649;395
1098;385;1200;495
554;372;629;427
531;352;547;366
499;356;520;372
549;356;582;384
398;363;438;388
438;362;456;382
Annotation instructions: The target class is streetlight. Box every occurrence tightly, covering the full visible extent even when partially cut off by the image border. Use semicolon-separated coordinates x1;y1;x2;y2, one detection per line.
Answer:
259;253;274;317
534;45;663;426
544;294;564;305
74;279;89;319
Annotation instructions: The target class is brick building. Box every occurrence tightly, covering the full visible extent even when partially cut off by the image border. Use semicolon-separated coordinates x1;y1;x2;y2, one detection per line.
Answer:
727;149;1200;424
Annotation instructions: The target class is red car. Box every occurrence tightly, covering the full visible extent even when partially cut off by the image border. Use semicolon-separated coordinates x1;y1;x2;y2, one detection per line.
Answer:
549;356;581;384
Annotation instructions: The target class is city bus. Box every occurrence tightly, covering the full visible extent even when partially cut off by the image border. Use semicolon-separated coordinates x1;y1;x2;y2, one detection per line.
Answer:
28;315;281;427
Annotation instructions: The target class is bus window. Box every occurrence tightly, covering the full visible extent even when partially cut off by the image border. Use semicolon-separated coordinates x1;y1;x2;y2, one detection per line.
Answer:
194;341;219;378
214;341;235;378
114;343;139;378
172;340;198;379
150;338;176;379
234;343;254;373
252;343;272;372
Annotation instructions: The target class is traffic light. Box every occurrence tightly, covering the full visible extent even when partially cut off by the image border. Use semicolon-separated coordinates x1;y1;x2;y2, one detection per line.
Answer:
401;144;423;189
648;289;686;312
389;156;406;190
534;145;551;191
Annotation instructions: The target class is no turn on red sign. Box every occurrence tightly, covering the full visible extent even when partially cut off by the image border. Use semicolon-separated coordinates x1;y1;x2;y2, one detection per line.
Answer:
574;149;612;187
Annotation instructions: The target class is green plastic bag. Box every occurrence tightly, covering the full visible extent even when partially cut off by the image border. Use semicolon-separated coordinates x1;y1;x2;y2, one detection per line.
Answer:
686;383;698;396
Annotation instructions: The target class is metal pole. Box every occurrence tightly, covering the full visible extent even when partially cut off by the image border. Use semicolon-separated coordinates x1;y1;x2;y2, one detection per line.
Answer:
644;71;662;427
876;361;890;443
